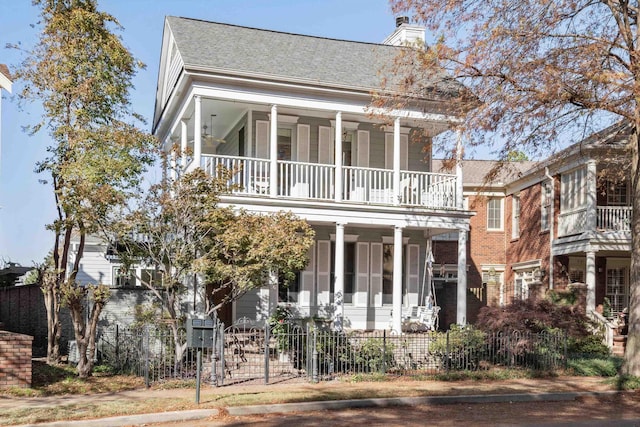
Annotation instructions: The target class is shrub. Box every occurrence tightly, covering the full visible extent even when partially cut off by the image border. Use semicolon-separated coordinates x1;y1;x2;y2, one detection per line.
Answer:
430;325;487;370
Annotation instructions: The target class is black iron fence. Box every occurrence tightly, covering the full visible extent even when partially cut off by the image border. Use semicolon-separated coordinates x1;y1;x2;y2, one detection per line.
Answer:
96;321;568;386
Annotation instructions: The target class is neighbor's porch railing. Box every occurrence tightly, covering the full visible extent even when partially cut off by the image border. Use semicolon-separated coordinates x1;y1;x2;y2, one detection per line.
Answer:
597;206;631;231
202;154;458;209
558;206;631;237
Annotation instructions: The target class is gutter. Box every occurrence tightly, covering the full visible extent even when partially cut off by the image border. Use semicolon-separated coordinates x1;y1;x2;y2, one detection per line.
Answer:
545;167;554;290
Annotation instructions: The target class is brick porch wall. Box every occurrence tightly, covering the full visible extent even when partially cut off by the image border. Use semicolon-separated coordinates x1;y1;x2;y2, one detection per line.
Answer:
0;330;33;388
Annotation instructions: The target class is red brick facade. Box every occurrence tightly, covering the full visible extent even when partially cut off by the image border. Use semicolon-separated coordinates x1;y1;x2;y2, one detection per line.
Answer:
0;331;33;388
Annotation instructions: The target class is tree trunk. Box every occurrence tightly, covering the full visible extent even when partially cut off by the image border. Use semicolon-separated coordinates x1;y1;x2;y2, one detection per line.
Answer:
42;277;61;364
625;129;640;376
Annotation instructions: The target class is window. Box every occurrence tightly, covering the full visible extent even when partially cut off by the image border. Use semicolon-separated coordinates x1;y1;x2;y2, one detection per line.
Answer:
141;269;163;288
606;267;628;315
513;270;533;301
606;180;628;206
330;242;356;304
278;272;300;303
512;195;520;238
112;267;136;288
561;167;586;211
277;128;292;161
487;198;503;230
541;181;552;231
381;243;406;305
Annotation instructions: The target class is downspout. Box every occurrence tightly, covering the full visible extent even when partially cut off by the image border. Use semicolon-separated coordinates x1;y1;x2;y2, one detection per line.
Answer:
545;167;554;289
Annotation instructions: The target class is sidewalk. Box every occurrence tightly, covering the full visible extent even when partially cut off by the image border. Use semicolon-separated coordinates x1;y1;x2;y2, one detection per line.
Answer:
1;376;626;427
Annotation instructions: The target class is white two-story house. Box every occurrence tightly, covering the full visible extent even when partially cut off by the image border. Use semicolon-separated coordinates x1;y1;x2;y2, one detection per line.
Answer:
152;17;474;331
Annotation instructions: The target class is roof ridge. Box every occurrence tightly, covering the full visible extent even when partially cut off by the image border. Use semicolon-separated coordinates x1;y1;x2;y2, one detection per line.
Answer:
167;15;400;50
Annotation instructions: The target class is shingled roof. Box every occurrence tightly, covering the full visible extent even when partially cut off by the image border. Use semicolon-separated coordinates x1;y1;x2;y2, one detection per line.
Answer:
432;159;537;187
165;16;463;97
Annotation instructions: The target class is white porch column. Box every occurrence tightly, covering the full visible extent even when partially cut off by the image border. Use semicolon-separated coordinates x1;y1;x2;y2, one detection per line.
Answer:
169;149;177;182
193;95;202;171
269;104;278;197
586;250;596;313
455;130;464;209
425;235;434;305
334;223;345;330
334;112;343;202
180;119;188;170
392;226;404;333
457;229;468;325
268;270;278;316
586;160;597;231
393;117;401;206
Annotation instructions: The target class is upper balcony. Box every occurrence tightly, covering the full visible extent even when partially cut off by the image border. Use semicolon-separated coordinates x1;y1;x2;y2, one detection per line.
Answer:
558;205;631;236
202;154;458;209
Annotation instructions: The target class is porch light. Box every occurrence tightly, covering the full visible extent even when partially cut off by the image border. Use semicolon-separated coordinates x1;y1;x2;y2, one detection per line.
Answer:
534;268;545;281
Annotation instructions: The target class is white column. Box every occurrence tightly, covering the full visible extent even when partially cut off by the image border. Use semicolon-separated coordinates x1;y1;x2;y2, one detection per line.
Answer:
586;250;596;313
334;111;343;202
455;130;464;209
180;119;188;170
425;235;433;305
268;270;278;316
392;226;403;333
334;223;345;330
586;160;597;231
457;229;468;325
269;104;278;197
393;117;401;206
169;149;177;182
193;96;202;171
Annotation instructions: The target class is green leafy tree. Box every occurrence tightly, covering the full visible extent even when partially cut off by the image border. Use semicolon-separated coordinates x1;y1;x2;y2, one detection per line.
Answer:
384;0;640;376
113;166;314;366
13;0;154;375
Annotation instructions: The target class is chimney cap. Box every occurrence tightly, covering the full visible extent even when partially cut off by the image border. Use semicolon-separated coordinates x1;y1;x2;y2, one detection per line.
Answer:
396;16;409;27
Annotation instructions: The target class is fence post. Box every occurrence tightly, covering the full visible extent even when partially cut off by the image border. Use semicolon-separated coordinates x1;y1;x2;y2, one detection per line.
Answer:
115;324;119;369
383;329;387;374
563;330;568;370
445;330;450;373
264;322;270;385
211;321;218;387
144;327;150;388
312;327;318;383
219;324;225;386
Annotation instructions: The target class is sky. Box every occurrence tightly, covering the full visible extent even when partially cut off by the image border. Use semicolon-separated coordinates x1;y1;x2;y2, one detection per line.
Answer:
0;0;401;266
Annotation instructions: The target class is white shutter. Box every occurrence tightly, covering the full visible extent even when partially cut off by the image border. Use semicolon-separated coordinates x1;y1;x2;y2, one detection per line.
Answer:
316;240;331;306
384;133;393;169
406;244;420;306
255;120;269;159
355;242;369;307
296;124;310;163
356;130;370;167
299;242;315;306
370;242;383;307
318;126;334;164
385;133;408;169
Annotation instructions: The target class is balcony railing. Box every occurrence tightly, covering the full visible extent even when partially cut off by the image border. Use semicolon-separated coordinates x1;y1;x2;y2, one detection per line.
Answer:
558;206;631;237
201;154;457;209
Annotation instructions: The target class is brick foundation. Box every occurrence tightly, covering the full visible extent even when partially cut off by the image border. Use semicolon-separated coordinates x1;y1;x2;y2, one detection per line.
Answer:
0;330;33;388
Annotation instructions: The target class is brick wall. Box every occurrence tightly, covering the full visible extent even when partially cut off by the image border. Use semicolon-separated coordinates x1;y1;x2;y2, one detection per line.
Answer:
0;331;33;388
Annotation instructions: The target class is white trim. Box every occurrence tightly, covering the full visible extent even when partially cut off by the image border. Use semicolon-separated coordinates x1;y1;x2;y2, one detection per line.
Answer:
382;125;411;134
269;113;299;124
330;120;359;130
512;259;542;271
330;233;359;242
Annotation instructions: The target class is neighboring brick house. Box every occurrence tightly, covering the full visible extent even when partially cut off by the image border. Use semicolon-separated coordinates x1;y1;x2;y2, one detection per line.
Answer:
434;122;630;328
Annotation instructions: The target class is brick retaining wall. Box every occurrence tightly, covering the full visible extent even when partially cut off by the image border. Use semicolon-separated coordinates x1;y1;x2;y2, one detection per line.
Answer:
0;330;33;388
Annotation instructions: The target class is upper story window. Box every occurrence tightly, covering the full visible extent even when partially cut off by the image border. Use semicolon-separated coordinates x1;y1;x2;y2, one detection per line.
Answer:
541;181;552;231
487;198;503;231
561;167;586;212
512;195;520;238
606;180;628;206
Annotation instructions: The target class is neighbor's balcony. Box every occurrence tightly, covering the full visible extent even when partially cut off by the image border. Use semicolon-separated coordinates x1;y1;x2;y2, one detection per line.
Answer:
558;206;632;237
202;154;457;209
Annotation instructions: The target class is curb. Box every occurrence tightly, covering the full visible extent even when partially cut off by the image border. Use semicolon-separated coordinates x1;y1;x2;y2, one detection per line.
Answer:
225;390;621;416
14;408;219;427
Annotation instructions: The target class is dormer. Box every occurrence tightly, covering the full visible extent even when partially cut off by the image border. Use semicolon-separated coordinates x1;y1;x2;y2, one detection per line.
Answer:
383;16;425;46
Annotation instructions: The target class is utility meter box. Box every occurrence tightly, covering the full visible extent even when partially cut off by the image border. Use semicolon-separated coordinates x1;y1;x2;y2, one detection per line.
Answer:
186;318;215;348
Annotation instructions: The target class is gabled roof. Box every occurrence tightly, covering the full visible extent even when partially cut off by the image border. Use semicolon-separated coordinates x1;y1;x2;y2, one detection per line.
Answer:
0;64;12;93
432;159;536;188
165;16;463;96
